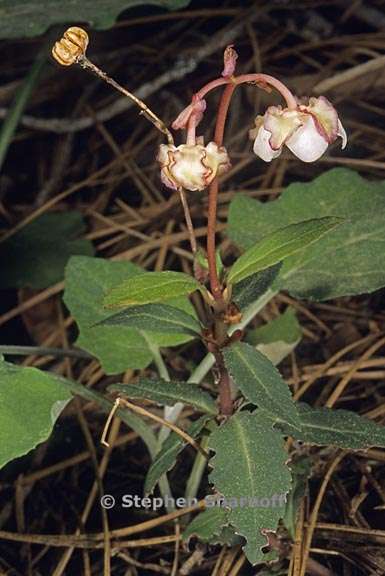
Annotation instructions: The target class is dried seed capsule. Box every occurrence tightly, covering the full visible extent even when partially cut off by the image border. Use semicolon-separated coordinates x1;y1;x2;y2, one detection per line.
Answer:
52;27;89;66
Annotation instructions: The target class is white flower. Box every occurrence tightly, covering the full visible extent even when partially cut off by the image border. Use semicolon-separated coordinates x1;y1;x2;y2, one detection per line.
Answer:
250;96;347;163
157;142;231;192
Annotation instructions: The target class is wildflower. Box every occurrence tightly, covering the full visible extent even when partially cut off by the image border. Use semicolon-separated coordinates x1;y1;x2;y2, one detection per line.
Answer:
157;142;230;192
250;96;347;163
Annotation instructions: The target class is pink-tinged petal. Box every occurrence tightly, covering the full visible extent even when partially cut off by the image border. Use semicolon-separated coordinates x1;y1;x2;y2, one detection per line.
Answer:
190;96;207;128
252;123;282;162
204;141;231;180
171;146;207;191
303;96;338;144
160;168;178;190
337;119;347;149
222;45;238;77
264;106;303;150
157;143;230;191
285;115;328;162
172;104;193;130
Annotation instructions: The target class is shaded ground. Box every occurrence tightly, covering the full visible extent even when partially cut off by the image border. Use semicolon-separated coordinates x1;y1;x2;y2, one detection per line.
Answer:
0;1;385;574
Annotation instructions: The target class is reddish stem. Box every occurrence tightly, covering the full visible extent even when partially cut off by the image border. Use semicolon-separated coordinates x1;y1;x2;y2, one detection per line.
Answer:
207;83;236;300
218;367;233;416
196;77;229;100
234;73;297;109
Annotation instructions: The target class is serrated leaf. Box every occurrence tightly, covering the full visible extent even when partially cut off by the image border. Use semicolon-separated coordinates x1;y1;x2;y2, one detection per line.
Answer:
144;415;210;495
228;168;385;300
110;379;217;415
223;342;300;429
183;507;230;543
232;263;281;310
0;212;93;289
99;303;201;336
0;0;191;39
228;217;341;285
209;411;291;565
64;256;196;374
0;357;71;470
279;403;385;449
103;271;201;309
247;308;302;366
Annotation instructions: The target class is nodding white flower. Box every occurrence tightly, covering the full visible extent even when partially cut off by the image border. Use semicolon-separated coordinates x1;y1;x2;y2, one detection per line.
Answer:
157;142;231;192
250;96;347;163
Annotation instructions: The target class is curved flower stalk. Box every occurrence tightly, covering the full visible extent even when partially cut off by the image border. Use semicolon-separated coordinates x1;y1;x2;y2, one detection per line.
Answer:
251;96;347;163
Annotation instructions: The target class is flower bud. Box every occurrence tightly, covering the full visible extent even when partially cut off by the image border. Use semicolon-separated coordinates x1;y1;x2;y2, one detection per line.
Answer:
157;142;231;192
52;27;89;66
222;45;238;78
250;96;347;163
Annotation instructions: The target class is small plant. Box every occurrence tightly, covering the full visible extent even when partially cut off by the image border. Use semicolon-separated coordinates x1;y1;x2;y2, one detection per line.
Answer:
2;25;385;572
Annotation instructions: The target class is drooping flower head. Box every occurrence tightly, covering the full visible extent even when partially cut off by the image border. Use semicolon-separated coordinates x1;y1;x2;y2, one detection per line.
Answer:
157;142;231;192
250;96;347;163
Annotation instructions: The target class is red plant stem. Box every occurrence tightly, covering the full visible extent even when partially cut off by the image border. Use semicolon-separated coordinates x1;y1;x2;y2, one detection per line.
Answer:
207;83;236;300
234;73;298;109
195;72;297;112
218;361;233;416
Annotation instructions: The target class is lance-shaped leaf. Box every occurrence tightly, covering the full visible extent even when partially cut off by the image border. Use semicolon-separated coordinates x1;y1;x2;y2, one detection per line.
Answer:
0;357;72;470
99;303;201;336
223;342;300;429
209;411;291;565
103;271;202;309
232;263;281;310
228;168;385;300
228;217;341;285
183;507;230;543
278;403;385;449
110;379;217;415
145;415;211;495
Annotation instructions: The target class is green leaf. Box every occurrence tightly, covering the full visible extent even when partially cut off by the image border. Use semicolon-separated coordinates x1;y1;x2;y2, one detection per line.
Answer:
183;507;230;543
64;256;196;374
246;308;302;366
209;411;291;565
232;263;281;310
223;342;300;429
0;0;191;39
144;415;210;495
103;271;201;309
228;168;385;300
0;357;71;470
282;456;311;539
278;403;385;449
99;303;201;336
110;379;217;415
0;212;93;289
228;217;341;285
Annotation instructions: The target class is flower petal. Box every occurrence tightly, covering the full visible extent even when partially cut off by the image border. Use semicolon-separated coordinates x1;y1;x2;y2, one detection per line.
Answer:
264;106;303;150
252;123;282;162
303;96;338;144
337;119;347;149
157;143;230;191
286;115;328;162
